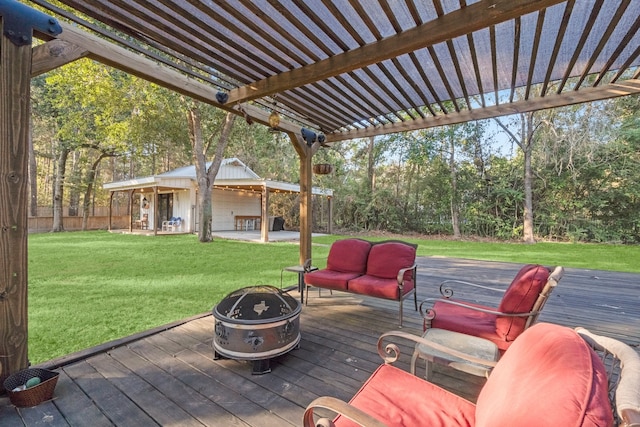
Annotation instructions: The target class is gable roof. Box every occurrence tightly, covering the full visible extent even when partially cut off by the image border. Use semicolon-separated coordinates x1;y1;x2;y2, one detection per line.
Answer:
156;158;261;180
103;157;332;196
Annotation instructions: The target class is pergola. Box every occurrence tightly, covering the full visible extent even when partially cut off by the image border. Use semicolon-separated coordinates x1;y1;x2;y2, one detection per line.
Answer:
1;0;639;386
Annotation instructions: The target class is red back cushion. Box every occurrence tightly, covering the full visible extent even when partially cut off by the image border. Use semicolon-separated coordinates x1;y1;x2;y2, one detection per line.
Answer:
365;241;416;279
495;264;549;341
326;239;372;274
475;323;613;427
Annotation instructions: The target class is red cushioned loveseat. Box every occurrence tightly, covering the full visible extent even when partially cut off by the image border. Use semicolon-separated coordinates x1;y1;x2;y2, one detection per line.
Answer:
304;239;418;326
303;322;640;427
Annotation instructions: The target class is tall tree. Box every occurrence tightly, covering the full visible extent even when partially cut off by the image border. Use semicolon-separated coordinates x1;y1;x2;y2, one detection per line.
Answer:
187;106;236;242
494;112;541;244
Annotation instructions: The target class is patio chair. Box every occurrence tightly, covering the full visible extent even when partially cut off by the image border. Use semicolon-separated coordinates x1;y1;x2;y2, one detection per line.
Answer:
303;323;640;427
419;264;564;352
140;213;148;230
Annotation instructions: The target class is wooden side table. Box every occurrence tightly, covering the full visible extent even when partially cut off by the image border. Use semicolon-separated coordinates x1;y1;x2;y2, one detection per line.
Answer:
281;265;318;303
410;328;499;380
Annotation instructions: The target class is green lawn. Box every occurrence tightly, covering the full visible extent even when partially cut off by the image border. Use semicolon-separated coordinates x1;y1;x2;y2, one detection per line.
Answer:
26;231;640;364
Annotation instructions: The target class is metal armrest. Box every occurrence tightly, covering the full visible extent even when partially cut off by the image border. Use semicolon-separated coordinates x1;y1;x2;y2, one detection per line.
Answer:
304;257;328;272
576;328;640;427
303;396;388;427
376;330;497;369
438;279;506;298
396;262;417;285
419;297;538;319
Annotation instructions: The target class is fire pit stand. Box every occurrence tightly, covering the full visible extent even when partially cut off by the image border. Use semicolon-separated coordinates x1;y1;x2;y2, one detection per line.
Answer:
212;285;301;374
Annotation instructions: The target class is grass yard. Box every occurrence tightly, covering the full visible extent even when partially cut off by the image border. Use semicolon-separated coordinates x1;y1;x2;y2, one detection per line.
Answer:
26;230;640;364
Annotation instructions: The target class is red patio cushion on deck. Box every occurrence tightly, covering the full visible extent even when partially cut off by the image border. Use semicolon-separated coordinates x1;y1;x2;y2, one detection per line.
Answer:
365;241;416;279
430;301;502;348
326;238;372;274
333;364;476;427
495;264;549;341
475;323;613;427
347;275;414;299
304;269;359;291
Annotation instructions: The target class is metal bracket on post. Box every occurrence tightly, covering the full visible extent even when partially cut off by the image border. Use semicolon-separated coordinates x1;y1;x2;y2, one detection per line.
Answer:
0;0;62;46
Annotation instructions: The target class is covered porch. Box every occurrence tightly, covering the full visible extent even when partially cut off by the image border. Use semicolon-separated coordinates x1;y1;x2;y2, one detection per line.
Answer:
1;257;638;426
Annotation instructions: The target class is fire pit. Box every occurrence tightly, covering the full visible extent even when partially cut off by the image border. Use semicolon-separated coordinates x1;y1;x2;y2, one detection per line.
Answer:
212;285;301;374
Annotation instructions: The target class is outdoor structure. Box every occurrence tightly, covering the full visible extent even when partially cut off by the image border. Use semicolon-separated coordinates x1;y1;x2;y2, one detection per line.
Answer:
1;0;639;393
103;158;333;241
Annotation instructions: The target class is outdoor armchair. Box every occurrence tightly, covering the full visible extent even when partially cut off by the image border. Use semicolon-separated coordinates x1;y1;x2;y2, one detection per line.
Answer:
419;264;564;352
303;322;640;427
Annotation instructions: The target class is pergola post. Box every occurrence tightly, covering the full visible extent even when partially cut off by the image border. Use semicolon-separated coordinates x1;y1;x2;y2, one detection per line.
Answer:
289;132;317;265
299;149;313;264
0;5;61;389
0;19;31;389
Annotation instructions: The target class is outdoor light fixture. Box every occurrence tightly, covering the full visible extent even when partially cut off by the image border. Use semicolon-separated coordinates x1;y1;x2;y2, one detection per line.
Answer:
268;110;280;130
216;91;229;104
301;128;316;146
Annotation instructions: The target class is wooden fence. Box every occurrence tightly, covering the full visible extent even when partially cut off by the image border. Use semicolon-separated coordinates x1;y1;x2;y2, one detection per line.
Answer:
28;216;129;233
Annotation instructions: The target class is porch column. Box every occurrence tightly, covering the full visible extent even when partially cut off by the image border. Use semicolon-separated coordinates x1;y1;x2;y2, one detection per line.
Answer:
327;196;333;234
108;190;114;231
0;4;61;388
260;184;269;243
127;189;134;231
153;186;158;236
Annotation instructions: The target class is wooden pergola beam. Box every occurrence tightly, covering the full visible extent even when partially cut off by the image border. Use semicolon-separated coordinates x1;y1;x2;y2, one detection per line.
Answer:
226;0;566;106
325;79;640;143
31;38;89;77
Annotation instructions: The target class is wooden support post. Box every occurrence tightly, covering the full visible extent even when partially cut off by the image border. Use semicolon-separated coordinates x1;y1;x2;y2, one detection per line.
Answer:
153;186;158;236
108;191;114;231
299;151;312;264
0;19;32;388
327;196;333;234
289;132;317;265
260;184;269;242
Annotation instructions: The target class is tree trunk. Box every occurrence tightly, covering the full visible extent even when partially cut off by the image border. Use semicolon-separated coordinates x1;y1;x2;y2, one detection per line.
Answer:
367;136;375;193
187;108;236;243
449;133;461;239
522;113;536;244
52;147;69;232
494;113;538;244
82;153;110;230
28;114;38;217
67;151;81;216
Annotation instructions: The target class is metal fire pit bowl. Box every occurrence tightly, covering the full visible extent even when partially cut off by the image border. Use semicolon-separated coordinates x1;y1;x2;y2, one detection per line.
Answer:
213;285;301;374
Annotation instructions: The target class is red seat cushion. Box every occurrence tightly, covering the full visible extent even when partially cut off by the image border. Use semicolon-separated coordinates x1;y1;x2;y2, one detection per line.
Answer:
333;364;476;427
304;269;360;291
475;323;613;427
326;239;372;274
429;301;507;350
348;275;414;300
495;264;549;341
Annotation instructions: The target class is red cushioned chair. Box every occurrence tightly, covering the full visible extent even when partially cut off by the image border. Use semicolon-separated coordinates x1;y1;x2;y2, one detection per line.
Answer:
303;323;640;427
420;264;564;352
304;238;372;296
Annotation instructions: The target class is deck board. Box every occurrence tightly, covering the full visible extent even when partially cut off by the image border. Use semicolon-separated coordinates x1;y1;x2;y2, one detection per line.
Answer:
2;257;639;426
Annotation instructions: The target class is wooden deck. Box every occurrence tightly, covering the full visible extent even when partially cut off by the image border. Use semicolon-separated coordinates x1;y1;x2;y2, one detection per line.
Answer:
2;257;639;426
